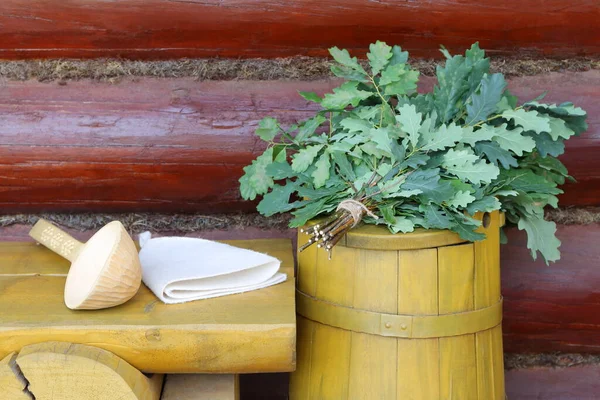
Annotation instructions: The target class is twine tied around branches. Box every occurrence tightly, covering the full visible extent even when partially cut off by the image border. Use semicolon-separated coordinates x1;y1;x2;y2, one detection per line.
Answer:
336;199;378;228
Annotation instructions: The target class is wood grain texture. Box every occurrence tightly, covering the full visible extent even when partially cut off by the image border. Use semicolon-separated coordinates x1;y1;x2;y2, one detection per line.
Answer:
396;249;440;400
438;244;478;400
348;250;398;400
0;0;598;59
474;212;505;400
505;365;600;400
161;374;239;400
16;342;163;400
0;72;598;213
0;239;296;374
501;224;600;354
0;353;31;400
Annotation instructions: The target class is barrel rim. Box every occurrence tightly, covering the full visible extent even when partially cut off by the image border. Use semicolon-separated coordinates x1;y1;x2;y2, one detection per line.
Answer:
303;211;504;251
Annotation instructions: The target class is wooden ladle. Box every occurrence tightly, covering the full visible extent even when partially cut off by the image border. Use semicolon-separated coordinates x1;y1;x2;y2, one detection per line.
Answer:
29;219;142;310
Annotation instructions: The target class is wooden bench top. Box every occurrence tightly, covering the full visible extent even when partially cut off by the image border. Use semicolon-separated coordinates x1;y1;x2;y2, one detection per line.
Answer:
0;238;296;374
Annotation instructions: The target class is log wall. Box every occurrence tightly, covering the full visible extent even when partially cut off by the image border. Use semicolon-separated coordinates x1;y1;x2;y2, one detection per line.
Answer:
0;0;599;59
0;72;597;212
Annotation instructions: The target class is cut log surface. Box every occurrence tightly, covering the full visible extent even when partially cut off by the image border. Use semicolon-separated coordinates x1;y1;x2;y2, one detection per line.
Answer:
0;239;296;374
0;353;31;400
0;0;599;59
161;374;239;400
0;72;598;213
15;342;163;400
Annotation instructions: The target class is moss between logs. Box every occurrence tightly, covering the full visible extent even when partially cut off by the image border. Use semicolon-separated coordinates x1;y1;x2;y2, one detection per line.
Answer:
0;56;598;83
504;353;600;370
1;206;597;234
0;213;293;234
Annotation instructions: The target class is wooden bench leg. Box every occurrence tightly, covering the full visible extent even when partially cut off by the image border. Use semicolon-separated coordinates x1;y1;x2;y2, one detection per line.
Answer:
0;353;32;400
161;374;240;400
14;342;164;400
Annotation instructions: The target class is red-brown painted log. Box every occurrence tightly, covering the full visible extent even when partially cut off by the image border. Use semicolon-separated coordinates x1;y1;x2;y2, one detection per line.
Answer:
0;71;598;213
0;0;599;59
501;224;600;354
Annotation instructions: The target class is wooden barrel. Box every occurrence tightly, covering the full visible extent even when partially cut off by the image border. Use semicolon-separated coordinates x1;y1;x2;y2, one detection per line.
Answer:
290;211;505;400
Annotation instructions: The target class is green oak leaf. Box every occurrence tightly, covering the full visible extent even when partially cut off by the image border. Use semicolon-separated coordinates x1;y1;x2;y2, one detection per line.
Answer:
331;64;371;82
466;196;501;214
383;69;419;96
385;188;422;198
491;125;536;156
420;204;454;229
367;40;393;75
434;55;471;123
390;45;409;66
499;169;562;194
370;128;395;159
255;117;279;141
239;169;257;200
379;64;407;86
331;151;356;181
546;117;576;141
321;82;373;110
340;117;372;134
501;109;550;133
266;161;295;180
447;190;476;209
518;216;561;265
361;142;388;158
296;115;326;142
403;169;455;204
257;180;298;216
248;147;275;195
460;125;497;146
420;122;463;151
452;214;486;241
312;153;331;188
442;148;499;184
329;46;367;74
474;141;518;169
291;145;324;172
379;203;396;225
289;198;329;228
328;141;354;153
401;153;430;169
389;217;415;234
396;104;422;149
356;106;382;122
466;73;507;125
298;91;322;103
525;132;565;157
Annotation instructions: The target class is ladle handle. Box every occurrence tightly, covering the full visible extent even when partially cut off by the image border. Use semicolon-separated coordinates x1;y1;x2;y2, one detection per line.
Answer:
29;219;84;262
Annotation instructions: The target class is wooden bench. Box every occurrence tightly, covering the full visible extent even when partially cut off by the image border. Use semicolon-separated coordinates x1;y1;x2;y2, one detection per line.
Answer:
0;238;296;399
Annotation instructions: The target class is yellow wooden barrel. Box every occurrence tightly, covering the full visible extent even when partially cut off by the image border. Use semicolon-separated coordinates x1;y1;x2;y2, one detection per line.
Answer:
290;211;505;400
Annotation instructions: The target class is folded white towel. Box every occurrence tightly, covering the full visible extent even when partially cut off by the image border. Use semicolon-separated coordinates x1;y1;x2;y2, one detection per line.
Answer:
137;232;287;304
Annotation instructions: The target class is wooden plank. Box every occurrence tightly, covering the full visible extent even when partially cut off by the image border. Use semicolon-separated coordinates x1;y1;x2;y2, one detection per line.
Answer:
0;239;296;374
0;353;31;400
347;250;398;400
3;221;600;354
0;72;598;213
161;374;239;400
438;244;478;400
305;245;355;399
0;0;599;59
16;342;163;400
474;211;505;400
396;249;440;400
